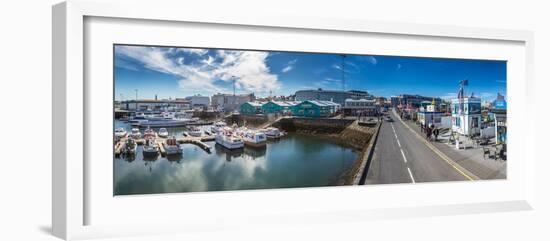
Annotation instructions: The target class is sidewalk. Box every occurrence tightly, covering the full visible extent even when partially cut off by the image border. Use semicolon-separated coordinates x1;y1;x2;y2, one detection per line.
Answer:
402;118;506;180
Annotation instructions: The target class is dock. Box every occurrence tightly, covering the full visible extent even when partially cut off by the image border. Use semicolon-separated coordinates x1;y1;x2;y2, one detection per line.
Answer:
114;134;215;156
175;136;214;153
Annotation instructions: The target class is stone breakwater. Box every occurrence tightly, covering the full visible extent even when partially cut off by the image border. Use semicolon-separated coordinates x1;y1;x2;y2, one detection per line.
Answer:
272;117;378;184
224;114;269;127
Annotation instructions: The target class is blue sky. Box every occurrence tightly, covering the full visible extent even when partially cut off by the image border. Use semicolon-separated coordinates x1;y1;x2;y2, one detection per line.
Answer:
114;45;506;102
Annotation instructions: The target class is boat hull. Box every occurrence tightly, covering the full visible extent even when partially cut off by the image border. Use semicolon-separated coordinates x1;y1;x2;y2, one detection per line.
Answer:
244;140;266;147
215;135;244;149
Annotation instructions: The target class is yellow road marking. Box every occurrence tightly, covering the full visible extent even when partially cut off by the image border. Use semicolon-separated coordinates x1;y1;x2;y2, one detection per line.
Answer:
393;110;477;181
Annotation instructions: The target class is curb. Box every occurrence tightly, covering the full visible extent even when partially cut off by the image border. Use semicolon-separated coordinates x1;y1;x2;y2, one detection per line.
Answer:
353;120;382;185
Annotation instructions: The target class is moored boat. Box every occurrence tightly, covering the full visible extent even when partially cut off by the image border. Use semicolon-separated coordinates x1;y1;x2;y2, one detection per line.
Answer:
215;127;244;149
263;127;283;139
158;128;169;138
143;127;156;139
114;128;127;138
123;137;137;155
163;136;182;155
130;128;141;139
188;126;202;137
142;138;159;157
242;130;267;147
210;121;227;133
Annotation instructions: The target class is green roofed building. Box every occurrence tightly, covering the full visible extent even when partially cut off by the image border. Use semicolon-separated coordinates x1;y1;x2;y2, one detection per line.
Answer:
239;102;264;115
292;100;340;118
262;101;300;115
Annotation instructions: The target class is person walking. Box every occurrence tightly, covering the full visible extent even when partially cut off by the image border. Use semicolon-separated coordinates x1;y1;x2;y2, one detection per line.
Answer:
433;127;439;142
426;125;432;141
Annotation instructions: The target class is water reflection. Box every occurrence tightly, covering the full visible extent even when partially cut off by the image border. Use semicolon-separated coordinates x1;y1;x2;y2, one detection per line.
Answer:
114;121;358;195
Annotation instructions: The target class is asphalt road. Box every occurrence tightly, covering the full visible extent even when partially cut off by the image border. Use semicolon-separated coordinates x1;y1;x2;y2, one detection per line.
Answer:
366;109;467;184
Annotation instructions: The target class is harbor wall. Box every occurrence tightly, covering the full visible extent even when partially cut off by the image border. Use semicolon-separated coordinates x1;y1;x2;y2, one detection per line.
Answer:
273;117;355;134
271;117;379;185
224;114;269;127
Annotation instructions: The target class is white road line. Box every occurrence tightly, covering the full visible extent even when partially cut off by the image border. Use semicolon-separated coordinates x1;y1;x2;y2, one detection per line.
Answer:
407;167;416;183
400;149;407;163
396;139;401;147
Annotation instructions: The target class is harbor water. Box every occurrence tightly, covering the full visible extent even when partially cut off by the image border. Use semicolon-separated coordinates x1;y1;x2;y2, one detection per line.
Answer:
114;120;358;195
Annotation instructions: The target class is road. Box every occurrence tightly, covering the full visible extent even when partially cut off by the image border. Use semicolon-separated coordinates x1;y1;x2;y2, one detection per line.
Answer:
365;109;468;184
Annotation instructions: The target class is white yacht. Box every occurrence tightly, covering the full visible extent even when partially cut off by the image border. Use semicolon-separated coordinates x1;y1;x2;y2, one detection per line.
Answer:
210;121;227;133
114;128;127;138
215;127;244;149
263;127;283;139
163;136;182;155
242;130;267;147
130;128;141;139
187;126;202;137
158;128;169;138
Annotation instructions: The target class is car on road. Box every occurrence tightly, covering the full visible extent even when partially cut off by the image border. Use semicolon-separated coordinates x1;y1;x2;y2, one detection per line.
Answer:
385;116;394;122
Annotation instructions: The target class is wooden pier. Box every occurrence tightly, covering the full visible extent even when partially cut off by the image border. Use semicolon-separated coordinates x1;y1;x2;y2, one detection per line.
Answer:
114;134;215;156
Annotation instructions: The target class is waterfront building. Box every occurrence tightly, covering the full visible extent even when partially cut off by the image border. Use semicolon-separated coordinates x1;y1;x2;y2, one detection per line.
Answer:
292;100;340;118
451;97;482;136
492;93;507;144
295;88;371;106
393;94;442;109
184;95;210;109
121;99;191;112
211;93;255;112
342;98;378;116
239;102;264;115
261;101;299;115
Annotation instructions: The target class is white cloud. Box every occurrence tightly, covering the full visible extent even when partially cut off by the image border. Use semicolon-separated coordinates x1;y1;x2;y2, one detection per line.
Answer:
281;65;293;73
365;56;377;65
115;46;280;95
179;48;208;56
281;59;297;73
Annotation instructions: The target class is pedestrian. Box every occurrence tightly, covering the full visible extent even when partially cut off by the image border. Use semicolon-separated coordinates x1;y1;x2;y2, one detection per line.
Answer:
426;125;432;141
421;123;425;133
433;127;439;141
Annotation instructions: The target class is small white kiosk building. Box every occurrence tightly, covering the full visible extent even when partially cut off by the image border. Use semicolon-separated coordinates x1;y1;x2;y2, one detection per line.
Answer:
451;97;482;136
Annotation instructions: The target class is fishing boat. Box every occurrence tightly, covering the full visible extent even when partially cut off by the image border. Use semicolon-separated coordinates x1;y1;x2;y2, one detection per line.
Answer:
114;128;127;138
210;121;227;133
130;128;141;139
215;127;244;149
163;136;182;155
187;126;202;137
158;128;169;138
143;127;156;139
263;127;283;139
123;137;137;155
242;130;267;147
142;138;159;157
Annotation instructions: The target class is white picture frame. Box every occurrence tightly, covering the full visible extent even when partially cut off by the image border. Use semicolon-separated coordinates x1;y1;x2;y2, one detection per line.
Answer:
52;0;535;240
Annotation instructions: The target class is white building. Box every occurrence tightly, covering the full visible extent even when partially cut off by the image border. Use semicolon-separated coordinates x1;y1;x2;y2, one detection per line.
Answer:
451;97;482;136
184;95;210;108
211;93;255;112
121;99;191;112
342;98;377;116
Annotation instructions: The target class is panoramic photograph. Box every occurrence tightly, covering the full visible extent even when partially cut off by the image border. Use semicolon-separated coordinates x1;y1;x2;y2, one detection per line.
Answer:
113;44;507;195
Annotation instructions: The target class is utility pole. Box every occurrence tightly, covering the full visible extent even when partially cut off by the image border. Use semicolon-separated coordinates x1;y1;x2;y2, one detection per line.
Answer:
134;89;138;101
341;54;347;91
